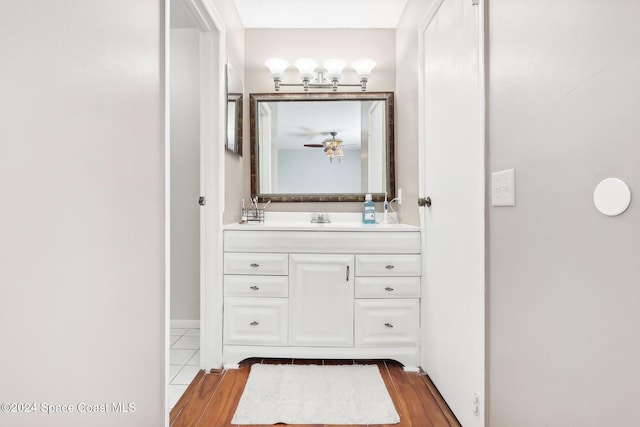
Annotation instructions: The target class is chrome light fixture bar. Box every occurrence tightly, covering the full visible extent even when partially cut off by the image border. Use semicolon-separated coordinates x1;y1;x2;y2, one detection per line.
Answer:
265;57;376;92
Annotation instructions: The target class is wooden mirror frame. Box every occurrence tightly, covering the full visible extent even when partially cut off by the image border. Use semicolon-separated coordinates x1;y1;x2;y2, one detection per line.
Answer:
249;92;395;202
226;93;243;155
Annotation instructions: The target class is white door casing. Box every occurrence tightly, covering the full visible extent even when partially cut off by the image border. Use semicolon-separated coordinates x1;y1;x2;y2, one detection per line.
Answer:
419;0;485;425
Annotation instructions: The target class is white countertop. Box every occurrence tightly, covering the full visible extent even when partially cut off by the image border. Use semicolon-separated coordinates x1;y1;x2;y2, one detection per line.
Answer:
223;212;419;232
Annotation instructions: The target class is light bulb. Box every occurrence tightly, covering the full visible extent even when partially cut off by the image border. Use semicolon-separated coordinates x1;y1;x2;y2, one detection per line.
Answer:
265;58;289;79
294;58;318;80
352;58;376;79
323;58;346;80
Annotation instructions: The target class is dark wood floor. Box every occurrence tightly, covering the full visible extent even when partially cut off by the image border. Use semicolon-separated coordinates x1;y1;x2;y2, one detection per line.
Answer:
170;358;461;427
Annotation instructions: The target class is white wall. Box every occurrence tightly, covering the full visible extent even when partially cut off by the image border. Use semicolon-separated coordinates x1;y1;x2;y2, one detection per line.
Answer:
277;149;362;193
218;0;246;224
0;1;164;426
488;1;640;425
170;29;200;322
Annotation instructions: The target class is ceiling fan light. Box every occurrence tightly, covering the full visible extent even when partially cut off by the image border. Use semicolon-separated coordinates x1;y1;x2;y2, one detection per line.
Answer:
265;57;289;79
294;58;318;80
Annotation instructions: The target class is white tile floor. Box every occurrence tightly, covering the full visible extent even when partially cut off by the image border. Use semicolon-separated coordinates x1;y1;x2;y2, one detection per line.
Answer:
169;328;200;409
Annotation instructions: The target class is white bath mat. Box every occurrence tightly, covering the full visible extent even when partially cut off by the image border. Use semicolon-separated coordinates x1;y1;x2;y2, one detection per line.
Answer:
231;364;400;425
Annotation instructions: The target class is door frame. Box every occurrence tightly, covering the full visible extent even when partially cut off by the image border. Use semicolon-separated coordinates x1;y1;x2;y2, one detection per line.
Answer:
165;0;226;421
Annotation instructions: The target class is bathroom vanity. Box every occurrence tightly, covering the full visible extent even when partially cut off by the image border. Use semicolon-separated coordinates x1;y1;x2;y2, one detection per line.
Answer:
222;214;421;369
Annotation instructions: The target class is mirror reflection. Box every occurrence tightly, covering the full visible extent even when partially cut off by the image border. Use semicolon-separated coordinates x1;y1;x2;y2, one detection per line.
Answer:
250;92;395;202
225;62;243;155
227;93;242;155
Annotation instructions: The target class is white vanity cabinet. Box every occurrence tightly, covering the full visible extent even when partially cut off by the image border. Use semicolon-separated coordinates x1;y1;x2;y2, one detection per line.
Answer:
222;226;421;369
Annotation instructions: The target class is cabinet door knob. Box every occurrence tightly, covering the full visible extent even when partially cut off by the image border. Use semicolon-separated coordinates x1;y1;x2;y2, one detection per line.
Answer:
250;285;259;290
385;287;394;292
385;265;395;270
249;321;259;326
384;323;394;328
250;263;259;268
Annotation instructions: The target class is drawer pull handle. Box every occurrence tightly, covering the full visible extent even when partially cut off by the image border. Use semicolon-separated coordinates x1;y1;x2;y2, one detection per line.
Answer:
250;285;259;290
249;321;259;326
385;265;395;270
346;265;350;282
385;287;394;292
250;263;260;268
384;323;394;328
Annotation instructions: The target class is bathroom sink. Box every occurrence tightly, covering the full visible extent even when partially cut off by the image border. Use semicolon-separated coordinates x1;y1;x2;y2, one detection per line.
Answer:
224;212;419;232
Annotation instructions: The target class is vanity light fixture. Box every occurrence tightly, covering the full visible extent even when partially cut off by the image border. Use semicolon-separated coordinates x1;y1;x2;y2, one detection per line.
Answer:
265;57;376;92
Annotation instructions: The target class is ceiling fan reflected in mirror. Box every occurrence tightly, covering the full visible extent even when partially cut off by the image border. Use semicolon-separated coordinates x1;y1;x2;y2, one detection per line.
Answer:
288;126;343;139
303;131;345;163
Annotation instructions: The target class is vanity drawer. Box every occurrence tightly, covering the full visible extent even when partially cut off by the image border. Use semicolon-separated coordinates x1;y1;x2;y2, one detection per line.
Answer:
355;299;419;347
355;255;421;277
224;253;288;275
223;297;288;346
355;277;420;298
224;275;288;297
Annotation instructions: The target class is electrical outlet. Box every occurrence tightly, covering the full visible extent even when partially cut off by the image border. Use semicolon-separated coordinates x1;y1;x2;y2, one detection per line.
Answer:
491;169;515;206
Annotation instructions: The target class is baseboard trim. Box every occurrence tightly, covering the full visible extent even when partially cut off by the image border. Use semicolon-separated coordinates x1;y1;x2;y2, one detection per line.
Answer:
170;319;200;329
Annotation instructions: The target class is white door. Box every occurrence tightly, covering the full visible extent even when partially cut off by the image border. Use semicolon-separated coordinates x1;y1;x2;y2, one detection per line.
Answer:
420;0;485;425
289;254;354;347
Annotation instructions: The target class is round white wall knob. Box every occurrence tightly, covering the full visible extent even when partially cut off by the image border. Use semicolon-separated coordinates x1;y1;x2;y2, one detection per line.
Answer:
593;177;631;216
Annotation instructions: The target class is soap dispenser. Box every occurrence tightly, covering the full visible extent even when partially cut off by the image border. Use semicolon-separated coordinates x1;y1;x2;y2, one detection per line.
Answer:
362;194;376;224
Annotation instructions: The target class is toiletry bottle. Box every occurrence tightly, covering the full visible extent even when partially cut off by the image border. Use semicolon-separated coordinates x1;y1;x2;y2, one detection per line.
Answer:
362;194;376;224
241;198;247;223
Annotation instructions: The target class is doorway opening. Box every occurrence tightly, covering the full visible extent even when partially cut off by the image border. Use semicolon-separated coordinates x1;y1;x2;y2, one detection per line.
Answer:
166;0;225;417
168;0;201;410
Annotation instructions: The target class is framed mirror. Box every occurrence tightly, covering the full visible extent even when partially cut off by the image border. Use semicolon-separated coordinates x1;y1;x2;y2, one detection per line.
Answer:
226;93;243;155
250;92;395;202
225;62;243;155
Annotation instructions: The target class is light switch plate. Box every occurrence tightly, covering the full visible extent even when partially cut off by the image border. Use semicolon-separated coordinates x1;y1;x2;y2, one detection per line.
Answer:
492;169;515;206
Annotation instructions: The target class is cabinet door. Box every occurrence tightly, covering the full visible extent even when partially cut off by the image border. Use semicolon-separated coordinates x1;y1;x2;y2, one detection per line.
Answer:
289;254;354;347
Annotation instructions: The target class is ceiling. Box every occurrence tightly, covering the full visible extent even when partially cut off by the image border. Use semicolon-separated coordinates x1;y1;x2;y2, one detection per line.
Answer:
270;101;363;150
232;0;409;29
